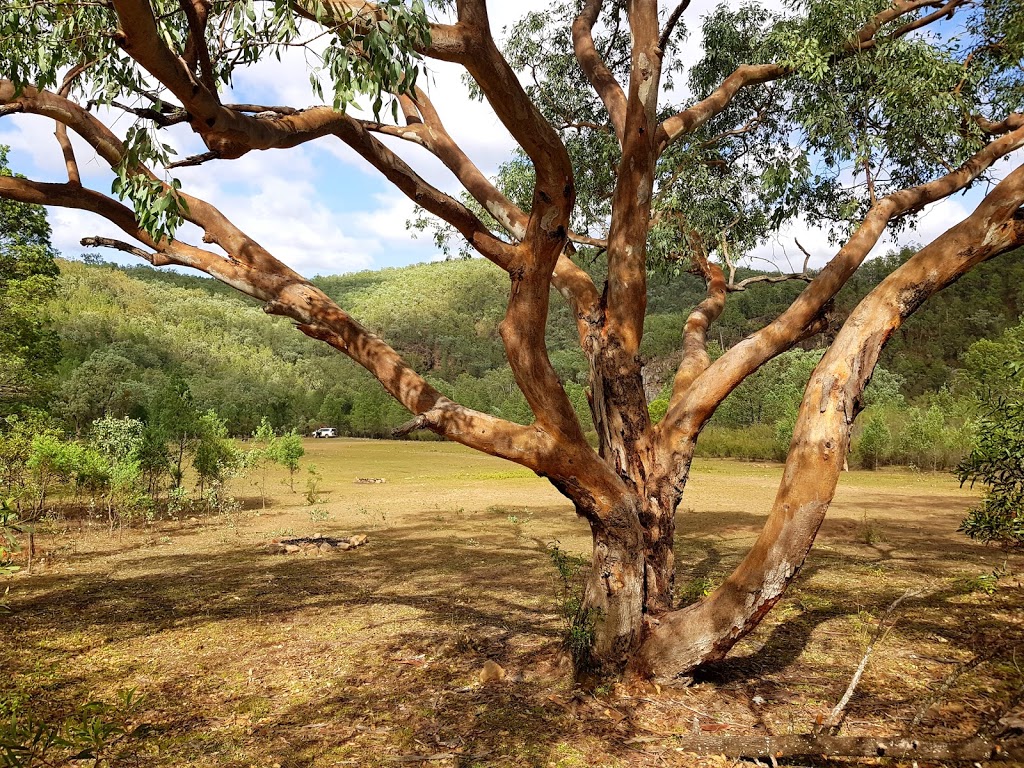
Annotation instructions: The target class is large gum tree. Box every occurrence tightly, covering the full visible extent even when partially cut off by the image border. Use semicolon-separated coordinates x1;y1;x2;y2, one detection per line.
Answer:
1;0;1022;681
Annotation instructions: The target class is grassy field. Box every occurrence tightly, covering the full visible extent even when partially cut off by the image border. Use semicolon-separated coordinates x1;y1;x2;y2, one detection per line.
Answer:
1;439;1022;767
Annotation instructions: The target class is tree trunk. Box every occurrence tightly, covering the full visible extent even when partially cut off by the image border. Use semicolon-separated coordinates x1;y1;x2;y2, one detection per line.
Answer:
581;497;646;672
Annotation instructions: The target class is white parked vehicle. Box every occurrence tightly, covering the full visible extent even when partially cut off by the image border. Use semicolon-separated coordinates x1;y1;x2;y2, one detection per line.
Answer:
311;427;338;438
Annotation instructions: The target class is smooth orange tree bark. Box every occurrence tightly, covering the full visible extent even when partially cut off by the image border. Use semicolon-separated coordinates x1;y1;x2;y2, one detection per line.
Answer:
1;0;1023;681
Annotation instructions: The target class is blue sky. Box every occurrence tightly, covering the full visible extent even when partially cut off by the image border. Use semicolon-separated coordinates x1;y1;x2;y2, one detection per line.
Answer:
0;0;997;279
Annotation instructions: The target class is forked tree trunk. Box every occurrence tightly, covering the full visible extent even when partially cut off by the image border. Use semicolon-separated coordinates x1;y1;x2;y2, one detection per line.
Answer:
579;480;686;671
623;166;1024;683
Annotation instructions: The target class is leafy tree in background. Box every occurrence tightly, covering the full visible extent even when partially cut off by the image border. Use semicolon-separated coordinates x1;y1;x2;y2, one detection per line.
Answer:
249;417;276;508
272;431;305;491
856;415;892;470
0;147;59;412
91;415;150;528
191;410;240;497
1;0;1023;682
147;380;201;490
57;349;144;434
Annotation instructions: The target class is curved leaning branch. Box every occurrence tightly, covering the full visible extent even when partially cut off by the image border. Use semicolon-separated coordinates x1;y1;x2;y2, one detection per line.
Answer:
0;170;559;469
572;0;627;145
659;117;1024;454
635;160;1024;683
0;80;570;475
112;0;587;448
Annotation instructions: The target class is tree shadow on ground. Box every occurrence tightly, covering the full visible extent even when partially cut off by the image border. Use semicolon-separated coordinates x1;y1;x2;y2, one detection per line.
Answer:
2;504;1022;766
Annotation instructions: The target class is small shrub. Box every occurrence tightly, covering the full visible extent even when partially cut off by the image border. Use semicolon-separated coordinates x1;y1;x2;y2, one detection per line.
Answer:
956;571;999;595
0;689;150;767
308;507;330;524
547;542;599;672
505;509;532;539
860;511;882;545
166;485;191;518
304;465;323;505
677;576;714;605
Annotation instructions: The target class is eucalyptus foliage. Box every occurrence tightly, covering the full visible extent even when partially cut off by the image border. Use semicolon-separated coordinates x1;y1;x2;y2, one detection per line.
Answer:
0;0;432;241
416;0;1024;272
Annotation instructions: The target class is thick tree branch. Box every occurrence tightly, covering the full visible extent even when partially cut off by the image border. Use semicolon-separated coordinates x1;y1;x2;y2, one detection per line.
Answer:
572;0;628;145
668;258;727;403
53;123;81;185
361;87;602;344
444;0;575;259
385;1;585;450
604;0;662;356
1;79;517;271
108;0;581;444
657;63;784;152
979;113;1024;136
659;119;1024;449
583;0;664;485
638;160;1024;682
658;0;691;54
0;170;559;471
105;2;529;270
178;0;218;96
81;235;162;262
290;0;467;59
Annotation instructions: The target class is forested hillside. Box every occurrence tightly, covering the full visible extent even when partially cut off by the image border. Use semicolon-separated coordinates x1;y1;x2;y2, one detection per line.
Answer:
32;246;1023;466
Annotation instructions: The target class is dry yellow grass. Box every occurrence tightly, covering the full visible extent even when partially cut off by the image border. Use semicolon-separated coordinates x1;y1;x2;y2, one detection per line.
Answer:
1;438;1021;767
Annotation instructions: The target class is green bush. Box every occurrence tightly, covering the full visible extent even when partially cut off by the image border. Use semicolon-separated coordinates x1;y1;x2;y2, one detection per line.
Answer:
695;424;778;461
0;689;149;767
956;391;1024;547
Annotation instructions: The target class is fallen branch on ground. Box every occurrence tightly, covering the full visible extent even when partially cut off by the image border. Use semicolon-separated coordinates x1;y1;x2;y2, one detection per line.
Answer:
664;734;1022;761
820;588;921;733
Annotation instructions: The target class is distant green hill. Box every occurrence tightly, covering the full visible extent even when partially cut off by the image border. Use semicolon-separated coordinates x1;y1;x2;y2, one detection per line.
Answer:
47;247;1024;439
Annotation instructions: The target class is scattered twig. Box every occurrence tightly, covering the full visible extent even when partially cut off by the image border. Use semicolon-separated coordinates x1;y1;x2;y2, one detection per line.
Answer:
820;588;921;734
908;640;1018;732
384;753;489;764
794;238;813;274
